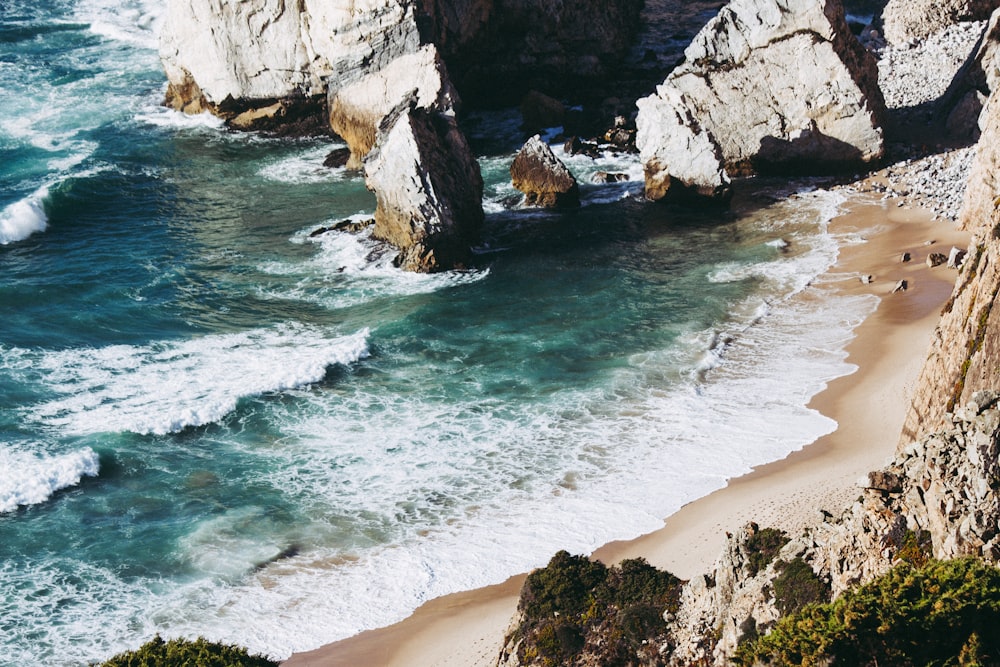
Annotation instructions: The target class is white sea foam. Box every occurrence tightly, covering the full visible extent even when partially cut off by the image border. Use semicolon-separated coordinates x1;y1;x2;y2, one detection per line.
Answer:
135;105;227;131
259;225;489;310
0;446;100;513
259;145;350;184
119;190;886;662
76;0;163;49
0;187;49;245
25;326;370;436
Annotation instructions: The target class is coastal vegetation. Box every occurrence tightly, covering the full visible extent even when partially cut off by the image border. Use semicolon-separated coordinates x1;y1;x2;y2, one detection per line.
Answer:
511;551;682;666
735;558;1000;666
97;636;279;667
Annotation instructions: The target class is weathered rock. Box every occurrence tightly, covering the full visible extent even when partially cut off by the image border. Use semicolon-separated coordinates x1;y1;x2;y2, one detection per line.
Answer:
901;84;1000;442
563;136;601;158
892;279;909;292
323;147;352;169
510;135;580;208
636;85;732;202
902;251;912;262
328;44;459;167
364;95;484;272
927;252;949;267
940;9;1000;140
636;0;886;198
948;246;969;267
882;0;1000;46
592;171;630;184
159;0;645;129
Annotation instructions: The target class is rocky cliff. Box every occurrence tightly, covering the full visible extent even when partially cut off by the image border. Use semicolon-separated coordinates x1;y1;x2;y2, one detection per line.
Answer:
901;19;1000;443
882;0;1000;46
159;0;644;129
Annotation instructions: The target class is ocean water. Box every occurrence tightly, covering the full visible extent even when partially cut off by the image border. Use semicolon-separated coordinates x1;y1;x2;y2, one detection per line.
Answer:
0;1;878;664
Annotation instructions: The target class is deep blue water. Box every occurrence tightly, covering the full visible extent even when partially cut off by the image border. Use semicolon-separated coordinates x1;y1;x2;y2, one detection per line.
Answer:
0;1;875;664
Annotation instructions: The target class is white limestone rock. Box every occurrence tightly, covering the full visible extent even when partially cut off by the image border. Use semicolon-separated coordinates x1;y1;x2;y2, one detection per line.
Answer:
882;0;1000;46
363;95;484;273
636;0;885;200
328;44;459;168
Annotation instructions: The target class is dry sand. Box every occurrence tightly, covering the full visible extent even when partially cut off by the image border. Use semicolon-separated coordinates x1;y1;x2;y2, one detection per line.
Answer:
283;193;969;667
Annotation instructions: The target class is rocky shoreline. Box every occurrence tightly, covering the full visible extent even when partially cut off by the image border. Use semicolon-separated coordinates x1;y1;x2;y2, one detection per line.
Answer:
148;0;1000;664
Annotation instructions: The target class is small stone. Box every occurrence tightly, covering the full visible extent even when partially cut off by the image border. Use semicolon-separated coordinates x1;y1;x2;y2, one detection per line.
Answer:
901;252;911;262
927;253;947;267
860;274;874;284
892;280;908;293
947;247;967;268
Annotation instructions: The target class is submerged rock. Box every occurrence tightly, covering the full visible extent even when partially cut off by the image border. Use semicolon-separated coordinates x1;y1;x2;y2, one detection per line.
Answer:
364;95;484;272
510;135;581;208
636;0;885;200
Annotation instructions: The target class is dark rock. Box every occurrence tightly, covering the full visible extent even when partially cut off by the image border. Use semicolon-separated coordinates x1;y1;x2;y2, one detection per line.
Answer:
901;252;912;262
323;147;352;169
892;280;909;293
510;135;580;208
520;90;566;133
563;136;602;158
866;470;905;493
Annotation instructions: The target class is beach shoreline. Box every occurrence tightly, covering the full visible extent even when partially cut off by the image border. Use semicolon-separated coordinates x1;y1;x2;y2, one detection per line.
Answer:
283;185;970;667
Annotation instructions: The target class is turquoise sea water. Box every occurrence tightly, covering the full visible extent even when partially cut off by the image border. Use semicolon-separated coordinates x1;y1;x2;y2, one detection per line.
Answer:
0;1;878;664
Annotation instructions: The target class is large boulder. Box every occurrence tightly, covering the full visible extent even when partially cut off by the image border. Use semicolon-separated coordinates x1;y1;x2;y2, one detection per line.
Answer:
636;0;886;200
882;0;1000;46
363;95;484;272
636;86;732;202
328;44;459;168
510;136;581;208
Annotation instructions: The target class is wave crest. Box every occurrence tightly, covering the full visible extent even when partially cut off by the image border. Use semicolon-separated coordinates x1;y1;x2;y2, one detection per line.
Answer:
0;447;100;513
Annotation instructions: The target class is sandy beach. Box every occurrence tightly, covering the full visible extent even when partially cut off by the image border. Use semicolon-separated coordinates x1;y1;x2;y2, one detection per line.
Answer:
283;187;970;667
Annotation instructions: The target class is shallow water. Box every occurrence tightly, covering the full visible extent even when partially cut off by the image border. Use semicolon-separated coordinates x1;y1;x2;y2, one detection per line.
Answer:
0;1;877;664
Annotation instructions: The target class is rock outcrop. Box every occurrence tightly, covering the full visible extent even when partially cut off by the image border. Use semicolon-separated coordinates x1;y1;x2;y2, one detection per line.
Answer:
500;392;1000;665
941;9;1000;140
882;0;1000;46
901;79;1000;442
636;0;886;200
328;44;459;168
364;95;484;272
510;136;581;208
159;0;645;129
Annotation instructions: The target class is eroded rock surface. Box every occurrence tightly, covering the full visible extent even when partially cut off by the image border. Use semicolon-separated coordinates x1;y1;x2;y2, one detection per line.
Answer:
510;136;581;208
364;96;484;272
636;0;886;200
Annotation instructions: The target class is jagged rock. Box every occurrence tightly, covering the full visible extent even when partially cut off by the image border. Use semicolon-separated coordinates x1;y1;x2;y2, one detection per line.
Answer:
510;135;580;208
363;95;484;272
901;84;1000;443
159;0;645;129
892;279;909;292
940;9;1000;140
882;0;1000;46
927;252;949;267
948;246;969;267
323;148;352;169
592;172;630;184
636;0;885;199
328;44;459;167
563;136;601;158
866;470;905;493
636;85;732;202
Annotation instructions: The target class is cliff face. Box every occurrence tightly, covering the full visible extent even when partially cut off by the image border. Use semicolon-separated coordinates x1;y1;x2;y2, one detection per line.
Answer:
901;28;1000;443
159;0;644;127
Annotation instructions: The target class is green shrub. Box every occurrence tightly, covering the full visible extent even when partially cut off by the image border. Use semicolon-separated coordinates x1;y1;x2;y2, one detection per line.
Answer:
514;552;682;666
736;557;1000;666
745;527;791;577
772;557;830;616
98;635;278;667
896;529;932;568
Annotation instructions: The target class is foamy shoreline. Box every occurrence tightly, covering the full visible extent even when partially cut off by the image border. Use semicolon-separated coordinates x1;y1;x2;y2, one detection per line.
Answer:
282;175;972;666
